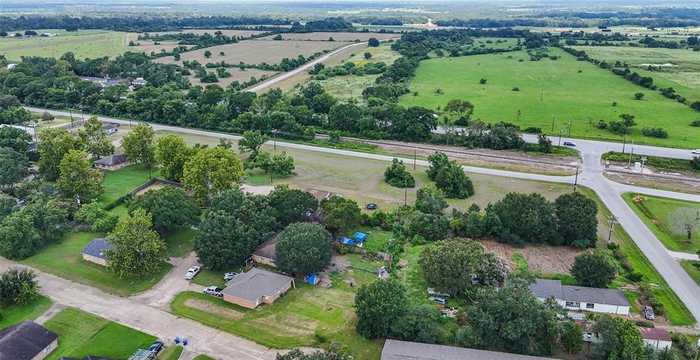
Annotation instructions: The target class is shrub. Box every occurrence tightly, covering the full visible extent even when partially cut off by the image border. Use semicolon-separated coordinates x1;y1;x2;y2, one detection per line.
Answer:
691;120;700;127
640;127;668;138
384;159;415;188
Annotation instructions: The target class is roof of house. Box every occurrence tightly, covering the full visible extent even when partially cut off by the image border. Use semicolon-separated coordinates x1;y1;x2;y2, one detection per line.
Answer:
640;328;672;342
222;267;292;302
381;340;553;360
94;154;127;167
82;238;112;260
0;321;58;360
530;279;629;307
253;238;277;261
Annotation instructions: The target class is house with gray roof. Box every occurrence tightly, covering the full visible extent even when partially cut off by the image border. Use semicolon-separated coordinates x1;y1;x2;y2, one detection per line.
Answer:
82;238;112;266
222;267;294;309
93;154;128;171
530;279;630;316
381;339;553;360
0;321;58;360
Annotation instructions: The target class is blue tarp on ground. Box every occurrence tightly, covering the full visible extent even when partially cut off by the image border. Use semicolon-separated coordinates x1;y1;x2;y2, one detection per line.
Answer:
353;232;368;242
305;273;319;285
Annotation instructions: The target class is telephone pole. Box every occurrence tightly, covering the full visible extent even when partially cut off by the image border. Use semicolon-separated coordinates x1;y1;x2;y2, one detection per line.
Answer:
607;215;618;243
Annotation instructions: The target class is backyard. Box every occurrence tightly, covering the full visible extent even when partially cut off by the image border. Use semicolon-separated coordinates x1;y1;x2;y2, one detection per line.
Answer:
98;165;159;206
0;295;52;330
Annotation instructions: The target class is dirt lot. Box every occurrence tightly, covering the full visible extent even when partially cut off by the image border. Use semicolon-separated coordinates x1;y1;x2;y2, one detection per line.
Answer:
155;40;348;66
481;240;581;274
188;68;278;88
259;32;400;42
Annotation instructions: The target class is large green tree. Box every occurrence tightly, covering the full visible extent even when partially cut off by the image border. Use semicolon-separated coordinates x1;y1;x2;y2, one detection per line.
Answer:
320;195;361;235
434;161;474;199
267;185;318;227
238;130;267;162
405;212;450;242
107;208;167;279
414;186;448;215
129;187;200;234
491;192;559;245
0;268;39;307
592;316;646;360
390;305;444;344
384;158;415;188
0;147;28;189
155;134;192;181
122;123;155;168
57;149;103;204
182;147;244;203
555;192;598;248
0;213;41;260
276;222;332;274
38;128;82;181
570;250;618;288
0;127;32;154
426;152;450;181
419;239;507;296
355;279;408;339
79;116;114;159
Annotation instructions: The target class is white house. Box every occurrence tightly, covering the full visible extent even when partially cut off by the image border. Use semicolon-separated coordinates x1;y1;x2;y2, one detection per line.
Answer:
640;328;672;351
530;279;630;316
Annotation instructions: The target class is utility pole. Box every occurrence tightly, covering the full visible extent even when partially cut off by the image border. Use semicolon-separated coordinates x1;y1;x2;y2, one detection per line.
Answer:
607;215;618;243
573;166;579;192
551;116;555;133
413;148;417;170
640;156;647;174
627;141;634;169
622;134;626;154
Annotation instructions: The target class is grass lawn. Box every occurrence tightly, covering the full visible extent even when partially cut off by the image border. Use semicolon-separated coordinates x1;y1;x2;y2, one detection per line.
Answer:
681;261;700;286
98;165;160;206
191;269;228;288
399;48;700;148
22;232;171;297
165;228;197;258
0;29;131;61
0;295;52;330
44;308;156;360
158;346;184;360
193;356;215;360
622;193;700;252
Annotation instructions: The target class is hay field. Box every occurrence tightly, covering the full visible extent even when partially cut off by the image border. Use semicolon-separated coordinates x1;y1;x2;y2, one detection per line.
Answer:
260;31;399;41
0;29;129;61
146;29;266;38
188;68;278;87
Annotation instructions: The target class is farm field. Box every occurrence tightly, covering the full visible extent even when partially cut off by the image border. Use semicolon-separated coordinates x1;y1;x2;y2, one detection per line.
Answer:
44;308;156;360
155;40;347;66
399;47;700;148
188;68;278;88
622;193;700;252
0;30;130;61
0;295;52;330
147;29;267;38
321;43;400;99
260;31;400;41
574;46;700;103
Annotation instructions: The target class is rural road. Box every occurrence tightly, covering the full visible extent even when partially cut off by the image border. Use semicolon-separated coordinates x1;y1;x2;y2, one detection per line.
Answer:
24;107;700;327
246;42;366;93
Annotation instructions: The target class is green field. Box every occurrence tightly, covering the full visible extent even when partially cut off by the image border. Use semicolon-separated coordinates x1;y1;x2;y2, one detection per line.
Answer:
623;193;700;253
681;261;700;286
0;30;130;61
399;48;700;148
0;295;52;330
321;44;400;100
44;308;156;360
574;46;700;104
158;346;184;360
98;165;159;206
22;232;171;296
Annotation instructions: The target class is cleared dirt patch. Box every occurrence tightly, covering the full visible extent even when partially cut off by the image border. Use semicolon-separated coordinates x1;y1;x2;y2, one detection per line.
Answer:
481;239;581;274
183;298;245;320
260;32;400;41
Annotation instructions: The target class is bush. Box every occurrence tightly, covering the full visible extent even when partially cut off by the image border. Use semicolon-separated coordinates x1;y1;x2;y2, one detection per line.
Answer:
0;268;39;307
75;202;119;233
640;127;668;138
384;159;415;188
691;120;700;127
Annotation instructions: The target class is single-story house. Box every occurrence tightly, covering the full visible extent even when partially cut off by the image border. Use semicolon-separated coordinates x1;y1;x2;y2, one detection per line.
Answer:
222;267;294;309
530;279;630;316
252;238;278;267
82;238;112;266
93;154;128;171
641;328;672;351
0;321;58;360
381;339;554;360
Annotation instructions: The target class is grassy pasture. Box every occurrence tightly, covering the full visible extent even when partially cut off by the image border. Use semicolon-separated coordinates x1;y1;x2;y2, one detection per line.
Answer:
44;308;156;360
187;68;278;88
0;295;52;330
259;32;399;41
0;30;130;61
321;43;400;99
399;48;700;148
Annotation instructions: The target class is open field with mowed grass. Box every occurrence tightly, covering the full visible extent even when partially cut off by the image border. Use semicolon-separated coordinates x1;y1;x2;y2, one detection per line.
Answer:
259;32;399;41
399;48;700;148
0;295;52;330
321;44;400;100
623;193;700;253
44;308;156;360
98;165;159;206
0;30;130;61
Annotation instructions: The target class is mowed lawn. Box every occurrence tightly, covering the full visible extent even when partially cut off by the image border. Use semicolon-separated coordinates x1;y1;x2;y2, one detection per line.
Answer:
44;308;155;360
399;48;700;148
0;295;52;330
0;30;130;61
22;232;171;296
98;165;159;206
623;193;700;253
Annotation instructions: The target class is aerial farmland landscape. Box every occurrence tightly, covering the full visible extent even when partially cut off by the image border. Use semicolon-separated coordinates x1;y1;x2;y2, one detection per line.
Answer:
2;1;700;360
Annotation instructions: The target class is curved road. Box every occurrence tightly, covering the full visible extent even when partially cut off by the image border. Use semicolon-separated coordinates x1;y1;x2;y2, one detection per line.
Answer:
23;107;700;331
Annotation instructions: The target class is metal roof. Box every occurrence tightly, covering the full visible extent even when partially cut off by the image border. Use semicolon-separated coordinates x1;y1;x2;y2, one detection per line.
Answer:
94;154;127;167
530;279;629;307
381;340;554;360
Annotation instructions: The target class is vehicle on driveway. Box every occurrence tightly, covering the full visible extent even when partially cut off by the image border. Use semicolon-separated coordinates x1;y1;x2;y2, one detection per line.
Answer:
184;266;200;280
148;341;164;355
563;141;576;147
366;203;378;210
643;306;655;320
224;272;238;281
203;286;224;297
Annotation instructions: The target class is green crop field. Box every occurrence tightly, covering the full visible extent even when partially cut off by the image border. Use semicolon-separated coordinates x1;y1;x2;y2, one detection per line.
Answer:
399;48;700;148
0;30;131;61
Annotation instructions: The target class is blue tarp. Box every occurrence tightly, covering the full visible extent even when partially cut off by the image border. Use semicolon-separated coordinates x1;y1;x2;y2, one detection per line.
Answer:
339;236;356;245
305;273;319;285
353;232;368;242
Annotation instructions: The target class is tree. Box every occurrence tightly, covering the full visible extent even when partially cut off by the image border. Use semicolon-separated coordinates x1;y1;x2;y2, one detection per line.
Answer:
57;150;103;204
129;187;200;234
40;111;54;122
670;208;699;241
38;128;82;181
414;186;448;215
320;196;361;235
560;322;583;354
122;123;155;168
355;278;408;339
444;99;474;126
254;151;295;177
537;134;552;153
592;316;646;360
0;147;28;189
204;50;212;58
238;130;268;162
0;127;32;154
78;116;114;159
20;196;68;244
427;152;450;181
106;208;167;279
406;212;450;242
634;92;645;100
571;250;618;288
491;193;559;245
461;279;561;356
434;161;474;199
182;147;244;203
267;185;318;227
0;213;40;260
275;349;349;360
384;159;415;188
390;305;444;344
368;38;380;47
155;134;191;181
0;268;39;307
364;52;372;60
75;202;119;233
0;194;15;221
555;192;598;248
276;223;332;274
419;239;507;296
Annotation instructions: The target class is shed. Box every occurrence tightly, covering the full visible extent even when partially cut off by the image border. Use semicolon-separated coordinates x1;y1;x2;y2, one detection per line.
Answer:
0;321;58;360
222;267;294;309
641;328;672;351
82;238;112;266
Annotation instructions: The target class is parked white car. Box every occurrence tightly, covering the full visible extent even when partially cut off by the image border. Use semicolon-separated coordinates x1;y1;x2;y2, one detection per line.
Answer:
203;286;224;297
224;272;238;281
184;266;200;280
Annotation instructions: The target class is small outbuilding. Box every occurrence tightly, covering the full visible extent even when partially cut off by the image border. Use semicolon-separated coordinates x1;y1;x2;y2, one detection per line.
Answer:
641;328;672;351
221;267;294;309
82;238;112;266
0;321;58;360
93;154;128;171
252;238;278;268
